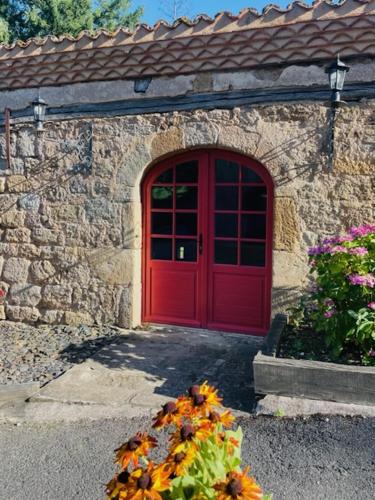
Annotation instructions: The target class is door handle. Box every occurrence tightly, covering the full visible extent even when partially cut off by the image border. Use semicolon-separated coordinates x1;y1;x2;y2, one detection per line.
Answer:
199;233;203;255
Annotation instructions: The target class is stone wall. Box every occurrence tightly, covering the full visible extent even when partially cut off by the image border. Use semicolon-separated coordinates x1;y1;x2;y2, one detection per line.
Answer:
0;101;374;327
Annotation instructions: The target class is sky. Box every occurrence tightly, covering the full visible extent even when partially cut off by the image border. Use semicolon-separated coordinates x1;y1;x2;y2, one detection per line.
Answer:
132;0;295;25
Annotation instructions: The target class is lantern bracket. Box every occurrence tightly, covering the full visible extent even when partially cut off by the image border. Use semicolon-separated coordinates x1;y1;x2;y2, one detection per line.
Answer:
325;56;350;171
62;122;93;175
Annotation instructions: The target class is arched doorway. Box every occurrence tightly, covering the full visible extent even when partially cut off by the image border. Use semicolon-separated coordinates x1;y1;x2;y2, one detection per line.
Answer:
142;150;273;334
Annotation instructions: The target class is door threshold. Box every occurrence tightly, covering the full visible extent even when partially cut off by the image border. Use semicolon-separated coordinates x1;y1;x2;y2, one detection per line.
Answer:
144;323;265;340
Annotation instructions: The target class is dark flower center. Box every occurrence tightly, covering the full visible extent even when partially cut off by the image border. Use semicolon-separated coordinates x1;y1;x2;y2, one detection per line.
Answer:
163;401;177;415
117;470;130;484
226;478;243;497
180;424;195;441
137;472;152;490
193;394;206;406
127;436;142;451
174;452;186;463
188;385;200;397
209;411;220;423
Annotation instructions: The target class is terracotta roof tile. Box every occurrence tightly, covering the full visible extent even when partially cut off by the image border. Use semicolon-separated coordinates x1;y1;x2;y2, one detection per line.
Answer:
0;0;373;90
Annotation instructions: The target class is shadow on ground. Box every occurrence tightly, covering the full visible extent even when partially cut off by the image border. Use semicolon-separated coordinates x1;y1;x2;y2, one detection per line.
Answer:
59;326;264;412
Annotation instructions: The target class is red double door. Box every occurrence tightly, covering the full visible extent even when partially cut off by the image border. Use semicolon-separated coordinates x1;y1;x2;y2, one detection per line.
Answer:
142;150;273;335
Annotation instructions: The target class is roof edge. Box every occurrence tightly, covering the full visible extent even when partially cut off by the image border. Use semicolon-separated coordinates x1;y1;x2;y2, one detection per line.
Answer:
0;0;372;54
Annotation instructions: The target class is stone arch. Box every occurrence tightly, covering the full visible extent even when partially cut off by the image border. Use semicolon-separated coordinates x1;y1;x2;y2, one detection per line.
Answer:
118;119;302;328
130;121;283;196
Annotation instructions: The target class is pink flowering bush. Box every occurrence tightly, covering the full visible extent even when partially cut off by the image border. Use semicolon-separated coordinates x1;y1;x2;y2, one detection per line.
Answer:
306;223;375;365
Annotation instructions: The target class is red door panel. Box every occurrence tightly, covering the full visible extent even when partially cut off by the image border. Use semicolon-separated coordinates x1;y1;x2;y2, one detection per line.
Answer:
142;150;273;335
148;266;199;324
209;273;265;331
142;154;207;328
205;151;273;334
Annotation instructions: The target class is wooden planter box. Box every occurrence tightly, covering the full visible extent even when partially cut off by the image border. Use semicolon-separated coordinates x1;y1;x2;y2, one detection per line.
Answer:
253;314;375;406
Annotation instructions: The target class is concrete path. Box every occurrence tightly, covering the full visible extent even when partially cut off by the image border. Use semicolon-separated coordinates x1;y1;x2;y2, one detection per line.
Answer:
1;325;263;422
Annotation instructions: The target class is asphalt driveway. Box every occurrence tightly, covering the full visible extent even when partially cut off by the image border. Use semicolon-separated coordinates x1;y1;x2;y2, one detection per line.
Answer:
0;415;373;500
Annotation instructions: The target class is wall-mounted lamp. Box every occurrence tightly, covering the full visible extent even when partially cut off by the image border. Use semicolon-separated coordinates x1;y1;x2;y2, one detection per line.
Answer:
325;55;350;103
32;95;47;131
326;56;350;171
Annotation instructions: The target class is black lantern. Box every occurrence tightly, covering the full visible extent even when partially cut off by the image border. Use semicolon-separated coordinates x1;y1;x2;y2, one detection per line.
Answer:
325;55;350;103
32;95;47;131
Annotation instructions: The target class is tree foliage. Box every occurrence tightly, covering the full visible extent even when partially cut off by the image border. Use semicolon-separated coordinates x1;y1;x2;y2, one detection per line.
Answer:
0;1;26;42
0;16;9;43
92;1;142;31
27;0;94;39
0;0;143;43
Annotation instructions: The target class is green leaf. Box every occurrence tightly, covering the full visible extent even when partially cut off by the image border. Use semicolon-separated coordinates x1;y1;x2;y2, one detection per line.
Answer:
274;408;286;417
347;310;358;319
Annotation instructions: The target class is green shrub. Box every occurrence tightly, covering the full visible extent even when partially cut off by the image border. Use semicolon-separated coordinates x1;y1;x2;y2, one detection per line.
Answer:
305;224;375;365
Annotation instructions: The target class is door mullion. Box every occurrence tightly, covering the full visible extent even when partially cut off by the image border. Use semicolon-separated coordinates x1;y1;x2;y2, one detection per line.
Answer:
198;152;210;328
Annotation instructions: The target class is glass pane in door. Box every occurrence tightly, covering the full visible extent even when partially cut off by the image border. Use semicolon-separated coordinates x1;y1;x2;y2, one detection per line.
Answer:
215;240;237;264
241;186;267;211
176;213;197;235
175;239;197;262
215;160;239;183
151;161;199;261
152;213;173;235
152;187;173;209
215;186;238;210
152;238;173;260
241;214;266;239
213;162;267;268
155;168;173;183
241;166;263;183
176;161;198;182
215;214;238;238
176;186;197;209
240;242;266;266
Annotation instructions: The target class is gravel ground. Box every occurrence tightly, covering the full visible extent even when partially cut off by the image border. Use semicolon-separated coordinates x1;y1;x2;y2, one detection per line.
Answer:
0;321;121;385
0;415;374;500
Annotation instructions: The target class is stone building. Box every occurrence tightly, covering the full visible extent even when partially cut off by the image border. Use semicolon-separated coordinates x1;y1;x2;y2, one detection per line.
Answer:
0;0;373;334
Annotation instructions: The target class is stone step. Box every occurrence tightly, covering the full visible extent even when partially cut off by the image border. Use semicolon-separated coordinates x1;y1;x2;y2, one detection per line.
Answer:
0;382;40;405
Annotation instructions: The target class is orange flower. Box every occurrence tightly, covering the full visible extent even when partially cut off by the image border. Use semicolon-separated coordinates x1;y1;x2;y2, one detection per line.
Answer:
106;470;130;499
215;432;239;455
183;382;223;417
115;433;157;469
214;468;263;500
152;401;184;429
165;446;196;476
127;462;171;500
216;432;225;446
203;410;235;429
212;410;235;428
199;381;222;406
227;437;240;455
170;422;212;454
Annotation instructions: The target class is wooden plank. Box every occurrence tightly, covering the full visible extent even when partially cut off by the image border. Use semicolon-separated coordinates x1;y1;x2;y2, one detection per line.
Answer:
261;313;287;356
254;353;375;406
1;82;375;127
